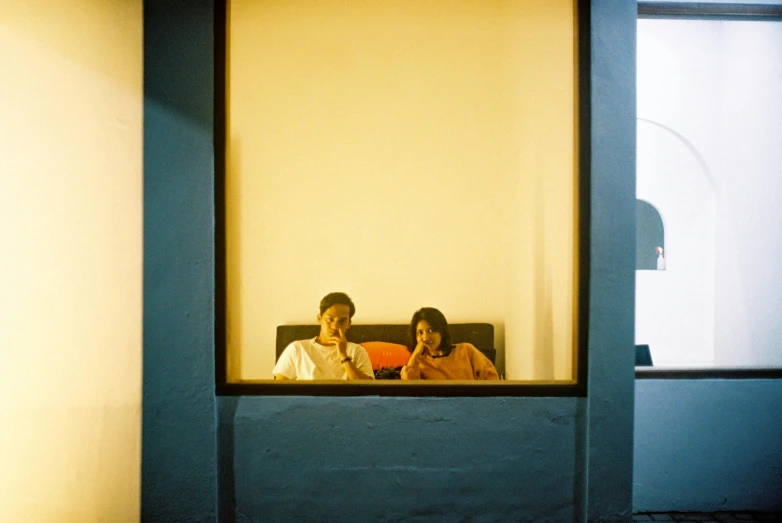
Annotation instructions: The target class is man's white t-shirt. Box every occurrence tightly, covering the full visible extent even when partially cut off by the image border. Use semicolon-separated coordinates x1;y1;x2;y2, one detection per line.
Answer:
272;339;375;380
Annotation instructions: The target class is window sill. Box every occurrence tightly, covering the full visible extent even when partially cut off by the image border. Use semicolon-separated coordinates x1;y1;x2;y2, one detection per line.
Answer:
635;367;782;380
216;380;585;397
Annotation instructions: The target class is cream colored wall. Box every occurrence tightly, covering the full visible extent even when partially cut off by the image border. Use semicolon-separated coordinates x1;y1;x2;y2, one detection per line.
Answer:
0;2;142;522
227;0;577;381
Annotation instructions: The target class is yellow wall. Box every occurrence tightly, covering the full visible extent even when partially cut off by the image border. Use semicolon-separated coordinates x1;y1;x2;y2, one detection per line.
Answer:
227;0;577;381
0;2;142;521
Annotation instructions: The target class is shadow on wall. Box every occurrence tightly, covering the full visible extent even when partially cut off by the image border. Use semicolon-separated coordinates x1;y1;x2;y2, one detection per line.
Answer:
144;0;214;127
3;2;141;92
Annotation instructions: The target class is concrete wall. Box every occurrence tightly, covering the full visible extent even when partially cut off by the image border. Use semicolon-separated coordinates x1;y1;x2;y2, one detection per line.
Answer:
143;0;637;521
634;378;782;512
224;397;581;522
0;2;143;521
142;0;218;521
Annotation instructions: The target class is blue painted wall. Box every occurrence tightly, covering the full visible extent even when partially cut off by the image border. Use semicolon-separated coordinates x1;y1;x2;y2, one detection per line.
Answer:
142;0;217;521
634;378;782;512
142;1;638;521
226;397;581;522
584;1;638;520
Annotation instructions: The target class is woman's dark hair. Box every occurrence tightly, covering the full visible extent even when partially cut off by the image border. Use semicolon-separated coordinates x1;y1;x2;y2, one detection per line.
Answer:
408;307;453;355
319;292;356;318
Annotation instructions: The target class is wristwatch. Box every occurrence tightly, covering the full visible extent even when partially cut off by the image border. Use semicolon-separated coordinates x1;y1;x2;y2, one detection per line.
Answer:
340;356;352;364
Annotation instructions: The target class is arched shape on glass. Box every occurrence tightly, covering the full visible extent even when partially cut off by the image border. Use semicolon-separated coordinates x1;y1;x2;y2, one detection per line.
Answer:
636;199;664;270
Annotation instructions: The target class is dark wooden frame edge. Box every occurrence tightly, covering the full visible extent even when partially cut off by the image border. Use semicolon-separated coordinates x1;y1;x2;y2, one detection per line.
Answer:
638;2;782;20
636;367;782;379
213;0;591;397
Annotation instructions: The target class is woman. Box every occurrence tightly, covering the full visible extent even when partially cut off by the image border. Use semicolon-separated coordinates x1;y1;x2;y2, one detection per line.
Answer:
401;307;499;380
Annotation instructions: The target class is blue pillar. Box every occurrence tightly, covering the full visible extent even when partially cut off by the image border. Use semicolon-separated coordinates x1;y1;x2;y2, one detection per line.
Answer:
143;0;218;520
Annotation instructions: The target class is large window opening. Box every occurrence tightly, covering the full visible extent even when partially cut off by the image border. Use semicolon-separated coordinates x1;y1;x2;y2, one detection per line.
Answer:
216;0;588;394
636;4;782;369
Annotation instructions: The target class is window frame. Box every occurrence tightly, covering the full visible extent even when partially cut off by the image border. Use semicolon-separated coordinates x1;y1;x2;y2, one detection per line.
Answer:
213;0;592;397
634;1;782;378
638;2;782;21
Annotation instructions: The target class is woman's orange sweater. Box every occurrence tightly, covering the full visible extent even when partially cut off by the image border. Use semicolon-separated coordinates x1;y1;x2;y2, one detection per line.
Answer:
400;343;499;380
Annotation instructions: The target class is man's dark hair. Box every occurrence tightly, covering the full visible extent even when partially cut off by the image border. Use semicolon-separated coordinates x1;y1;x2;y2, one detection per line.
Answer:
319;292;356;318
408;307;453;356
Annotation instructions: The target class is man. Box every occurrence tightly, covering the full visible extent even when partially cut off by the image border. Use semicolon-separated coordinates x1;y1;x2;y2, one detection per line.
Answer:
273;292;374;380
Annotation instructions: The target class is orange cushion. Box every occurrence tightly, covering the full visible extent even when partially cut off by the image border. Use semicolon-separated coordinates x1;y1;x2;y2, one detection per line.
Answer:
361;341;411;370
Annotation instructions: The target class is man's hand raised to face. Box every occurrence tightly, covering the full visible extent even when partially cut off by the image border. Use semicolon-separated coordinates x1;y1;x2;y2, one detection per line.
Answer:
329;328;349;359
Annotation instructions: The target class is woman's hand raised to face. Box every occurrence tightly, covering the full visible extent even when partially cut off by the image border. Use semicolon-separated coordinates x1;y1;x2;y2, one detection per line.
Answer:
408;340;430;366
